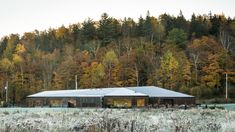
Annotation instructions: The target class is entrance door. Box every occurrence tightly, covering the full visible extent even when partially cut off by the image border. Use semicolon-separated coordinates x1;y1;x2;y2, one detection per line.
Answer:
67;99;76;107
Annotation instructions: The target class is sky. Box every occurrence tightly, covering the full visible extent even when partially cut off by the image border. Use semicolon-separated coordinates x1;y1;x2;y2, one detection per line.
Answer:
0;0;235;38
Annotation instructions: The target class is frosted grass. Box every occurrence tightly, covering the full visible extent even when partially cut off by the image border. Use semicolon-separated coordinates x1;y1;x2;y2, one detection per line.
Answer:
0;108;234;132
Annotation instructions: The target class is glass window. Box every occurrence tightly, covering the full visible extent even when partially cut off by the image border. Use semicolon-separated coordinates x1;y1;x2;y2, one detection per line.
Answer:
113;98;132;108
49;99;62;107
107;98;113;105
137;99;145;107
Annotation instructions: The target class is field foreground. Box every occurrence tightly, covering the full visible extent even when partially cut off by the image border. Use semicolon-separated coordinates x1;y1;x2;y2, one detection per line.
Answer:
0;108;235;132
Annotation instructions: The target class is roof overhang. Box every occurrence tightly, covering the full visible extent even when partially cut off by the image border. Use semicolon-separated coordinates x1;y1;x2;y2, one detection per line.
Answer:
27;86;194;98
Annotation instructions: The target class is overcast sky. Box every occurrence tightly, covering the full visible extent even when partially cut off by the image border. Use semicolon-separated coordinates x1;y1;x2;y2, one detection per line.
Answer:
0;0;234;38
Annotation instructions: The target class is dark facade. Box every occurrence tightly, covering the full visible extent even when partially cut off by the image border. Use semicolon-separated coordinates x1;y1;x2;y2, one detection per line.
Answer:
27;96;149;108
149;97;195;107
27;97;102;107
27;96;195;108
27;86;196;108
77;97;102;107
27;97;77;107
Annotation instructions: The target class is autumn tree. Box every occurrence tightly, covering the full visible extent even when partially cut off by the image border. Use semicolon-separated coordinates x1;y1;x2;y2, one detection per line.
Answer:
39;50;60;90
158;50;179;90
102;50;119;87
80;62;105;88
2;34;20;59
0;12;235;103
0;58;14;93
188;36;222;84
12;43;27;104
54;45;78;89
21;32;38;53
202;54;223;89
118;50;139;87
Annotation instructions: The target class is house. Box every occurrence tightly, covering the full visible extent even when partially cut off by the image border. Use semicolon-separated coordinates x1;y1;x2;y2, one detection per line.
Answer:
27;86;195;108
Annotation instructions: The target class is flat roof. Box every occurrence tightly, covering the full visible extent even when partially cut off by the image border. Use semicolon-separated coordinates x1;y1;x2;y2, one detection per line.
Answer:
27;86;194;98
104;88;147;97
128;86;194;98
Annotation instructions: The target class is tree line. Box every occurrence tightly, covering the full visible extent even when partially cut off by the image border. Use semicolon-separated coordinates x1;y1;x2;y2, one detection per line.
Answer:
0;11;235;105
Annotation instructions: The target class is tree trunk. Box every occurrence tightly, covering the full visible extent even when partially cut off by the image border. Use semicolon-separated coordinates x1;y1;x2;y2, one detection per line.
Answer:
135;64;139;86
20;65;24;91
192;53;199;84
108;63;112;87
219;30;232;52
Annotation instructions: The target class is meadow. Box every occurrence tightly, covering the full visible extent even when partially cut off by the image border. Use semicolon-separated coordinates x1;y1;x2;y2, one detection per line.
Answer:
0;108;234;132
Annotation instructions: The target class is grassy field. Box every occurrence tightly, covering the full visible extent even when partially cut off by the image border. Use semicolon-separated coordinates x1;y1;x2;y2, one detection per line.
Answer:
0;108;234;132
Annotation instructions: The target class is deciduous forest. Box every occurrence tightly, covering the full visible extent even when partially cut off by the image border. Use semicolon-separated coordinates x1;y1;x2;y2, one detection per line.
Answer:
0;11;235;104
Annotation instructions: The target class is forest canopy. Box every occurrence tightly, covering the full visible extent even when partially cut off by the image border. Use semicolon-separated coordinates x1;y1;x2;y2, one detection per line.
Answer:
0;11;235;104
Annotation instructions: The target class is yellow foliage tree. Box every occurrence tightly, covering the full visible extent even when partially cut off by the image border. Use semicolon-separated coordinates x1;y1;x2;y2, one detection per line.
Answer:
158;50;179;89
102;50;119;87
80;62;105;88
0;58;13;72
